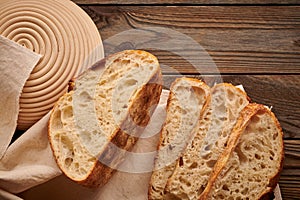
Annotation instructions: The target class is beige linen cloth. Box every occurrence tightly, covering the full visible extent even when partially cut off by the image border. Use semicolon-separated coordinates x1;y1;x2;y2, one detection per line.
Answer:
0;36;41;159
0;36;282;199
0;35;61;197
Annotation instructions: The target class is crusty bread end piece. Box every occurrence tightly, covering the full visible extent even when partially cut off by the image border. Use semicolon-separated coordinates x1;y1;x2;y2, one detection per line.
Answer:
164;83;249;200
148;77;210;200
199;103;284;200
48;50;162;187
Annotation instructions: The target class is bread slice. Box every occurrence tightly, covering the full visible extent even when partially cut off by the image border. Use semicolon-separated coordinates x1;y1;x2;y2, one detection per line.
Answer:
148;78;210;200
199;103;284;200
164;83;250;200
48;50;162;187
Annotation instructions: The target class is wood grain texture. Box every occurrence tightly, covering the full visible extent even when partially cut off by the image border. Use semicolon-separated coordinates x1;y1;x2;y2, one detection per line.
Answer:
82;6;300;74
78;4;300;199
74;0;300;5
279;140;300;200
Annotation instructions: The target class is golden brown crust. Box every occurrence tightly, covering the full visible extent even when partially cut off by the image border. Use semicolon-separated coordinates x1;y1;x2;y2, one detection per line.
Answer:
161;82;249;200
148;77;210;199
153;78;202;155
81;68;163;187
48;50;163;187
199;103;284;200
155;77;209;152
47;93;72;178
199;104;261;200
148;79;176;199
259;108;285;200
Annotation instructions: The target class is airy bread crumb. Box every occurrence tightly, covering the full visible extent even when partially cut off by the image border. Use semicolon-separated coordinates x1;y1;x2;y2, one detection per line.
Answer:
149;77;210;200
48;50;162;187
164;83;249;200
199;103;284;200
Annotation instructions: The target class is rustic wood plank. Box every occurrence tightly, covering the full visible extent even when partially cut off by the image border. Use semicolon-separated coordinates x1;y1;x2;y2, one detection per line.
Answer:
283;140;300;169
280;140;300;200
279;167;300;199
74;0;300;5
75;5;300;199
162;74;300;139
82;6;300;74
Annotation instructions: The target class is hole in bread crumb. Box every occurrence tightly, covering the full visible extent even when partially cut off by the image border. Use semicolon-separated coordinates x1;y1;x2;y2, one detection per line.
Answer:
261;163;266;169
206;159;217;168
66;95;72;102
52;110;63;130
220;117;227;121
215;140;219;147
195;186;205;198
204;117;209;121
255;154;261;160
204;144;212;151
216;194;225;199
236;144;247;163
75;163;79;169
151;186;157;192
222;184;229;191
179;157;184;167
227;89;235;102
241;187;249;195
186;181;191;187
121;59;130;66
273;132;278;140
244;144;251;151
62;106;73;120
64;157;73;167
189;162;198;169
224;141;228;147
239;98;244;106
270;156;274;160
124;79;138;87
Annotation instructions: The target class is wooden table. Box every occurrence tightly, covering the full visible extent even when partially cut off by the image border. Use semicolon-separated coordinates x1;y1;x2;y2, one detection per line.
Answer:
75;1;300;199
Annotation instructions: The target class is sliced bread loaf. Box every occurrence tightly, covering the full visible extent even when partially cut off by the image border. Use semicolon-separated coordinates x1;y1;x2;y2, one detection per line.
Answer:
199;103;284;200
48;50;162;187
164;83;249;200
148;77;210;200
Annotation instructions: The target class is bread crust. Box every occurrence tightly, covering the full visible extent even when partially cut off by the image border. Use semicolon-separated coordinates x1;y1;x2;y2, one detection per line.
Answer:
80;69;162;187
163;83;249;200
48;50;162;187
148;77;210;199
199;103;284;200
156;77;210;151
